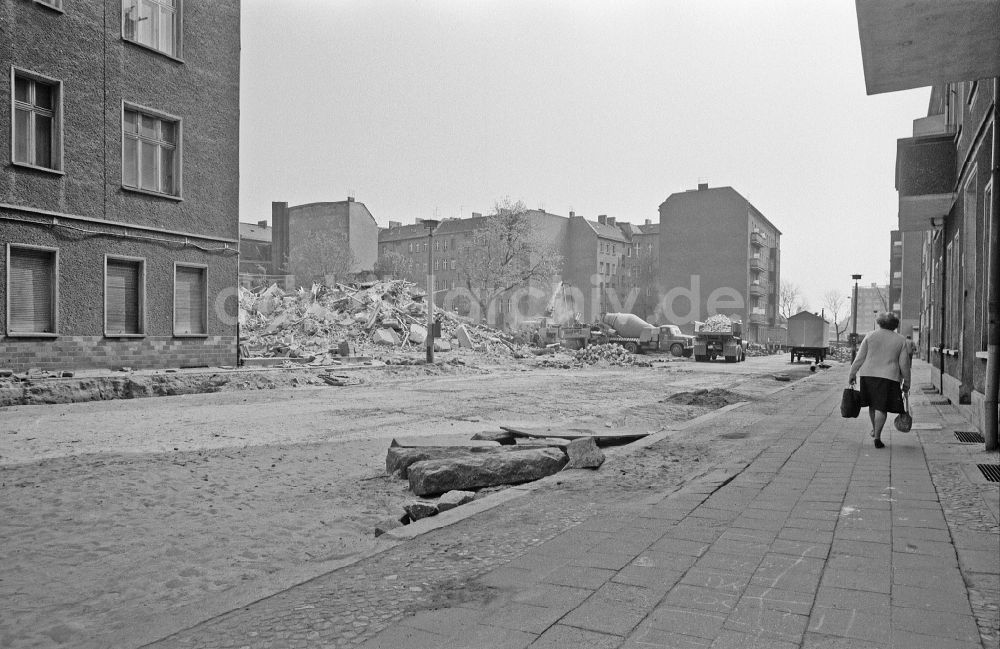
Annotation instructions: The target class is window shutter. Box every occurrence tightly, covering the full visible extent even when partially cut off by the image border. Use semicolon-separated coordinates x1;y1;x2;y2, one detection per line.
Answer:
9;248;55;333
174;266;206;334
106;260;141;334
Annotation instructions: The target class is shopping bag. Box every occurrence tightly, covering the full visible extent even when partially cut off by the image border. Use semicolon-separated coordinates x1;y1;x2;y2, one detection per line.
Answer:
841;386;861;418
894;392;912;432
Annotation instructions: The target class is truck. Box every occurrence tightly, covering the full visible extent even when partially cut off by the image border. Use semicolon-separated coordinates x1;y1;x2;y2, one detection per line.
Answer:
597;313;694;356
786;311;830;364
693;320;747;363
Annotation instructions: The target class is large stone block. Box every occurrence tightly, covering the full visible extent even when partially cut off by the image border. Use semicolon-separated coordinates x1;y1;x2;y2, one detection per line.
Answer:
408;447;568;497
386;446;496;479
564;437;606;469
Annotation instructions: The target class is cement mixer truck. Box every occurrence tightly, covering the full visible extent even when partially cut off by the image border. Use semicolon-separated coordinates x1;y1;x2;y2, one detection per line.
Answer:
598;313;694;356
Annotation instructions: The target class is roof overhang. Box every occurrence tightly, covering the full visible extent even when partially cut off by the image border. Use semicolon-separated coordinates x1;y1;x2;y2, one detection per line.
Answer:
898;193;956;232
856;0;1000;95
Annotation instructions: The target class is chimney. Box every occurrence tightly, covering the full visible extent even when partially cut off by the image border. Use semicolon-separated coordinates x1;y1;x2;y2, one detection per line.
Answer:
598;215;607;225
347;196;355;202
257;220;267;228
644;219;651;226
569;211;575;218
697;182;709;191
607;217;616;227
472;212;482;218
388;220;401;228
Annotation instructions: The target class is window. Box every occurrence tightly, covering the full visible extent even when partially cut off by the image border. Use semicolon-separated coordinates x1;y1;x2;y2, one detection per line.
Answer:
174;264;206;335
12;70;62;171
123;0;181;58
123;105;180;197
7;245;58;335
106;258;145;335
450;260;456;270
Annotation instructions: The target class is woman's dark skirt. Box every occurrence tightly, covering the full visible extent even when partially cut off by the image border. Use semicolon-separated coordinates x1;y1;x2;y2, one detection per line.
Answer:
859;376;905;413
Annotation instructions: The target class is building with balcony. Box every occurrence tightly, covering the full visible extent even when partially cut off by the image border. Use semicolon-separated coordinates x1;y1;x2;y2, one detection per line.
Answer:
1;0;241;372
657;183;781;342
856;0;999;440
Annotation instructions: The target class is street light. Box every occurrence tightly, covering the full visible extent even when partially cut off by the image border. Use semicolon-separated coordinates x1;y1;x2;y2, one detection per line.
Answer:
422;219;440;363
851;274;862;362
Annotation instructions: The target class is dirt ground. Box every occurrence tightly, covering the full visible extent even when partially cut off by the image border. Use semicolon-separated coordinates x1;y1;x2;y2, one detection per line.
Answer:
0;351;816;649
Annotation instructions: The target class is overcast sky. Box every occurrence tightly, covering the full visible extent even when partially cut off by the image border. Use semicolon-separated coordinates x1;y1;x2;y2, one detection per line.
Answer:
239;0;929;311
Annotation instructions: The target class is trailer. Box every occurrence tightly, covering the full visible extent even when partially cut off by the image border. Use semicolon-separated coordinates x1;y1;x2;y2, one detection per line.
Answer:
786;311;830;363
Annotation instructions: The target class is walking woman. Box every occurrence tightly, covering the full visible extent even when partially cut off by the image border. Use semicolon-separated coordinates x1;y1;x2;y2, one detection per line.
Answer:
848;312;911;448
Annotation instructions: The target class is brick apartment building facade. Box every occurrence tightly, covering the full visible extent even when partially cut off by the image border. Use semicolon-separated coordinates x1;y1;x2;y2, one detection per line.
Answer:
1;0;241;371
895;80;996;427
888;229;922;342
657;184;782;343
270;198;379;287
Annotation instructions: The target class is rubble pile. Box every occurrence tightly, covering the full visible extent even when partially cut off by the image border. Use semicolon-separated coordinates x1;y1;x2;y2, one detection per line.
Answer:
239;280;519;361
573;343;647;366
698;314;734;332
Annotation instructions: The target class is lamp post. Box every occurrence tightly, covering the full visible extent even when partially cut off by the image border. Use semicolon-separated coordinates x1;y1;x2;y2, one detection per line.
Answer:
851;274;862;361
422;219;440;363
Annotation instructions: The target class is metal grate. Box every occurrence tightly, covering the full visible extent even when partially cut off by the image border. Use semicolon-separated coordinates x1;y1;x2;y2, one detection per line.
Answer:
955;431;985;444
977;464;1000;483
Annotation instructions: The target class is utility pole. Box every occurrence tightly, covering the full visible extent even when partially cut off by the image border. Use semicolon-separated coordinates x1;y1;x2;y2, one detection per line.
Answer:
851;274;861;361
423;219;440;363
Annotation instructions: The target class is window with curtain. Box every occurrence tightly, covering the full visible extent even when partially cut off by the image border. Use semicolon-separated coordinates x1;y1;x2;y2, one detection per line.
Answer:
123;0;181;58
174;265;206;335
106;259;144;335
123;106;179;196
13;72;61;171
8;247;57;334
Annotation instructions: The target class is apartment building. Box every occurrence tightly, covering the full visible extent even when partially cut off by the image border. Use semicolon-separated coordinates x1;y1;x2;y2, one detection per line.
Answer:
1;0;241;371
657;183;782;342
888;229;923;342
377;210;570;327
857;1;998;436
850;282;891;334
270;198;378;286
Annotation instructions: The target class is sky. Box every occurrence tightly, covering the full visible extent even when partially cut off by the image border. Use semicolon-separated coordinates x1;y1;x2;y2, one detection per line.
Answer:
239;0;930;312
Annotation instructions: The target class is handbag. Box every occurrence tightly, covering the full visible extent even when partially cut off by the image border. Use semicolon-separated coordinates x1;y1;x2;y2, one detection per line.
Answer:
894;392;912;432
841;385;861;418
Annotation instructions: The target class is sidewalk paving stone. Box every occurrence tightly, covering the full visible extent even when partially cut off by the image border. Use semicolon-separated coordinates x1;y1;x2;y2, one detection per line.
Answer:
142;362;999;649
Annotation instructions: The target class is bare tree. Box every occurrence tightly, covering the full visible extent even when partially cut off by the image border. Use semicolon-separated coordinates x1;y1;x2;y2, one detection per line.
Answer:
290;225;356;287
374;250;412;280
822;289;849;342
779;280;801;319
456;197;563;320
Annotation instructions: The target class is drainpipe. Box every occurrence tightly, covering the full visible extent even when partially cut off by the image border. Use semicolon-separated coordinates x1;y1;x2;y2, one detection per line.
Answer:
985;77;999;452
940;230;947;396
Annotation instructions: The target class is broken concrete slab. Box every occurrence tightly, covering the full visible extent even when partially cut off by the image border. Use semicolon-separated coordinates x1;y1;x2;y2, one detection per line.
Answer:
499;425;648;447
564;437;605;470
408;324;427;345
386;446;498;479
403;501;438;521
514;437;570;448
372;328;401;346
407;447;568;497
436;490;475;511
471;430;517;445
433;339;452;352
456;324;474;349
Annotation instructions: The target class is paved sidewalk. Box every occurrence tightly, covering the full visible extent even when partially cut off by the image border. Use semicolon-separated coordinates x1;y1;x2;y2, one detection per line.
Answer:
147;361;998;649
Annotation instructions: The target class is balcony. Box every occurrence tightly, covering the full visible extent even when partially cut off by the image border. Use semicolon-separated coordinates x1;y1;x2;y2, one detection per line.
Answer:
750;231;765;248
895;133;956;232
749;307;767;325
749;279;767;296
749;255;766;272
